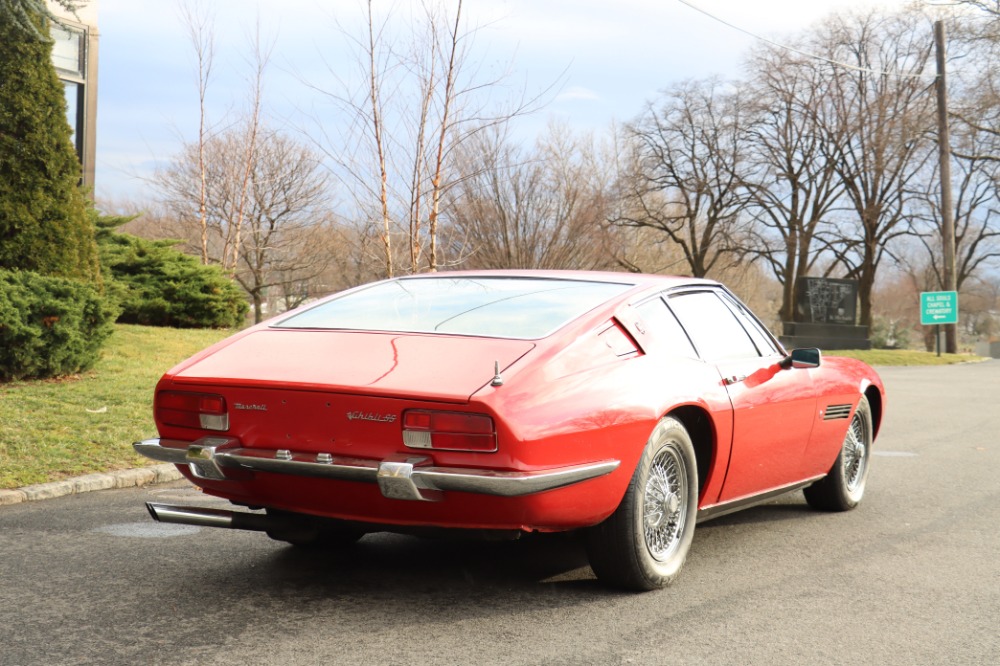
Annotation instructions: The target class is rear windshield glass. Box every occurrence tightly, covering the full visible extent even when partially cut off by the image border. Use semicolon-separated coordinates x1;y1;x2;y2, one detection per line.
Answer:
273;277;633;339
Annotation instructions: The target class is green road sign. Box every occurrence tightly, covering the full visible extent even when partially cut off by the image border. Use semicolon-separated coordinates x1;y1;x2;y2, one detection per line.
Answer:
920;291;958;325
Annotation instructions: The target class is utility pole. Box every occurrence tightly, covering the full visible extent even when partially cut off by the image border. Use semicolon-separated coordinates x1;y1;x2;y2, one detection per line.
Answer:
934;20;958;354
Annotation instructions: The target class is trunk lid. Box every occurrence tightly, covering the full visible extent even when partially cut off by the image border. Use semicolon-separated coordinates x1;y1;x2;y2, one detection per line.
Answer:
170;329;535;403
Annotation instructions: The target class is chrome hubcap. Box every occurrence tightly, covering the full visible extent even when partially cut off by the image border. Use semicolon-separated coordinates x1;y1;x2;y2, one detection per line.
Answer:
843;412;868;492
643;445;687;562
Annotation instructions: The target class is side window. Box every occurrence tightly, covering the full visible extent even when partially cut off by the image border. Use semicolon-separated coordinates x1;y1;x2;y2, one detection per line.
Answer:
635;297;698;358
667;291;759;361
719;292;780;357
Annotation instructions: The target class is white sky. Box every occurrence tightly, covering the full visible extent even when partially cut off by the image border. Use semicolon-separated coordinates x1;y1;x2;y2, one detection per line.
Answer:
92;0;918;202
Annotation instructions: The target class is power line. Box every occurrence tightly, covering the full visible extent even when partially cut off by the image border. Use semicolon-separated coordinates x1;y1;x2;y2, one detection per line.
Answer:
675;0;931;79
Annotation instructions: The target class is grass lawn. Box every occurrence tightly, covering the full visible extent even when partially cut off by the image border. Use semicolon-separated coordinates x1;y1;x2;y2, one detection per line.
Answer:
0;325;989;490
0;324;231;489
828;348;987;366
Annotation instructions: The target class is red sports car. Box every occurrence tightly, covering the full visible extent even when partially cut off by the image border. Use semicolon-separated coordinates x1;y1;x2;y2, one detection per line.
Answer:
134;271;884;590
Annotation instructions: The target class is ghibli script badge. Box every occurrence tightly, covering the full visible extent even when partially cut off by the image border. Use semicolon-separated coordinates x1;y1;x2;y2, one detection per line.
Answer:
346;411;397;423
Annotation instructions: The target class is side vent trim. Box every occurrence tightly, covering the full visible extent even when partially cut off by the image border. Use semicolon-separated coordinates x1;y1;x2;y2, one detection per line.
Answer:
823;404;852;421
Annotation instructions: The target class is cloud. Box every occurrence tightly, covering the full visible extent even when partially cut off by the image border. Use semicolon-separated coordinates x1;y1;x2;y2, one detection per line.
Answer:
556;86;601;103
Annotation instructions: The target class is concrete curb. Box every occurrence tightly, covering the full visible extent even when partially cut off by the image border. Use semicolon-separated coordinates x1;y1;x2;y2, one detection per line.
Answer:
0;464;183;507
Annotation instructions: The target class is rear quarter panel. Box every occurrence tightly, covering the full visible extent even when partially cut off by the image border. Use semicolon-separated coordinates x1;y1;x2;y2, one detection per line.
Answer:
476;318;733;524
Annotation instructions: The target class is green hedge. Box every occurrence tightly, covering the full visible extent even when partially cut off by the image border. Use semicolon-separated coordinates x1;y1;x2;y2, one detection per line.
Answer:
0;269;119;381
99;232;248;328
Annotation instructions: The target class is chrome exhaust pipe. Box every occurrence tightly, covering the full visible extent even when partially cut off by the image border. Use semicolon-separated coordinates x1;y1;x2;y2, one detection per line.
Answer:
145;502;274;532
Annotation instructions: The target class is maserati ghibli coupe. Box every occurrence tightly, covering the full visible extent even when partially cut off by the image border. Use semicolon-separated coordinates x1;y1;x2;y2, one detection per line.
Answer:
134;271;884;590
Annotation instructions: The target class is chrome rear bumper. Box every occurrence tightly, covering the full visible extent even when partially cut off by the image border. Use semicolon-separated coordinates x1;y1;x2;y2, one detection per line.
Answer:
133;438;619;502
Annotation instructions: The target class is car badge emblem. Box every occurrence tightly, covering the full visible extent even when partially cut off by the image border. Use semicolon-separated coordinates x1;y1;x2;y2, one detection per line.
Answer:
346;411;397;423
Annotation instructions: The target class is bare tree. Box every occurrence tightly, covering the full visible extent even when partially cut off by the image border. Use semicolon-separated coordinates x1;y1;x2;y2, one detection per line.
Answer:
959;275;1000;343
613;78;755;278
179;0;215;264
741;43;846;322
269;222;354;311
812;8;937;329
910;122;1000;291
443;123;613;270
952;1;1000;17
224;18;271;276
160;128;334;323
948;1;1000;165
176;5;272;274
360;0;393;277
307;0;544;278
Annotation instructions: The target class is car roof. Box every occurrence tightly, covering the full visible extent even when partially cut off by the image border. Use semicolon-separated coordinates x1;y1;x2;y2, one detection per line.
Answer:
391;269;717;292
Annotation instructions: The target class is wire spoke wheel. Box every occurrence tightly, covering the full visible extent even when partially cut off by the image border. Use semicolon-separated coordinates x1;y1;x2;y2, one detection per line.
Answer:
805;395;874;512
642;445;688;562
842;413;868;493
585;417;698;591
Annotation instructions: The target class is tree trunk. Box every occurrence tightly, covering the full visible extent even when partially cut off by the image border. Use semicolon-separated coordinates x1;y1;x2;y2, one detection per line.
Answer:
252;295;262;324
779;228;798;322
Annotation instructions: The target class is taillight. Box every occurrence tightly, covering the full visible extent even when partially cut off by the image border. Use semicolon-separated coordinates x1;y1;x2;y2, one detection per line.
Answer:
402;410;497;452
156;391;229;431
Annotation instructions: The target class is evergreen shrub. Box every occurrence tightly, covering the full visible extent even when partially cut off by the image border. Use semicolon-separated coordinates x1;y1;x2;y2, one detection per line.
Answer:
0;269;118;381
98;231;248;328
0;10;101;283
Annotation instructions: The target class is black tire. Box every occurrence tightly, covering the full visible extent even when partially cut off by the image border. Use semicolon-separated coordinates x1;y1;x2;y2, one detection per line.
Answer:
804;395;873;512
585;417;699;591
264;509;365;548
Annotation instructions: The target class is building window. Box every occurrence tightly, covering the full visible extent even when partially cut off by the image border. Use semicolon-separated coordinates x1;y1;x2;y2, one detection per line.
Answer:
63;81;83;157
51;24;84;76
50;21;89;178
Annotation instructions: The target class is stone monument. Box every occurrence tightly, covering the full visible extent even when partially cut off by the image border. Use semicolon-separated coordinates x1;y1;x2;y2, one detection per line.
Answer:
779;277;871;350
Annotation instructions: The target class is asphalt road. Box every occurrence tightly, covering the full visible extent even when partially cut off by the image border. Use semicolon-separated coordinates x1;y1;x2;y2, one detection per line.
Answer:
1;362;998;666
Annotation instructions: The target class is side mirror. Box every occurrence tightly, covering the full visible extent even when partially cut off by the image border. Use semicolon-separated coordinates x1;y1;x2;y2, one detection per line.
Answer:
779;347;821;370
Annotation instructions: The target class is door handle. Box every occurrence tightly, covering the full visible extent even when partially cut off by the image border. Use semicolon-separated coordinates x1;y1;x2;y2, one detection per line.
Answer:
723;375;747;386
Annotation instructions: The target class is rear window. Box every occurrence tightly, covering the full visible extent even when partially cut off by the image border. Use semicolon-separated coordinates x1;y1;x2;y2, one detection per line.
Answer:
273;277;633;339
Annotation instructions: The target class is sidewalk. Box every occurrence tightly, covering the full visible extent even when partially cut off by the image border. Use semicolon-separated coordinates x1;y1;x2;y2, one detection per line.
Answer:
0;464;183;506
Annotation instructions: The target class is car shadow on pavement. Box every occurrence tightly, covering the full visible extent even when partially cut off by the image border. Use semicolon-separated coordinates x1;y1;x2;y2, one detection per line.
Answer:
138;485;823;601
190;533;615;597
256;530;605;592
